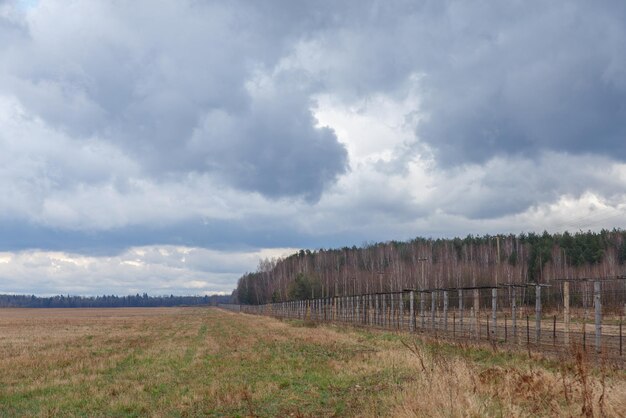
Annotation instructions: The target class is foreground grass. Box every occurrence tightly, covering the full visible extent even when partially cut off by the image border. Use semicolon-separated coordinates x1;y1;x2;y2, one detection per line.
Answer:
0;307;624;417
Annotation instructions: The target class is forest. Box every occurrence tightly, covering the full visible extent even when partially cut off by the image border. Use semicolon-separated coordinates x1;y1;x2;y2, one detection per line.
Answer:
0;293;230;308
233;229;626;305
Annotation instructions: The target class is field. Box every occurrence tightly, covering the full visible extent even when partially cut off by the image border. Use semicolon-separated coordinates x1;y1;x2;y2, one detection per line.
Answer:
0;308;625;417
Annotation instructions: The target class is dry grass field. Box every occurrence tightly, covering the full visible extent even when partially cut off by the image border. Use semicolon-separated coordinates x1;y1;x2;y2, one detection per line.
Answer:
0;307;625;417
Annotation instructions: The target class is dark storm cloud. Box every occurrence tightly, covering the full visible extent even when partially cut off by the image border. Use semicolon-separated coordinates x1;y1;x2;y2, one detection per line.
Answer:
272;1;626;165
1;0;348;200
411;2;626;165
190;72;347;200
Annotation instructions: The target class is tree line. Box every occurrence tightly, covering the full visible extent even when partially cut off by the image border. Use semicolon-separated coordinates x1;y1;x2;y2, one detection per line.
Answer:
233;229;626;306
0;293;231;308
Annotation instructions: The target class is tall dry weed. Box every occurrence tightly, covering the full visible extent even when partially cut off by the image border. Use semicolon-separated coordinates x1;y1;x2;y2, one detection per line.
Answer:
391;337;626;418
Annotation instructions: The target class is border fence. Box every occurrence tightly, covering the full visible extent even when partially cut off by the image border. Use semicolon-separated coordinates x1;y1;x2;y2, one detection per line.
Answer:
220;276;626;364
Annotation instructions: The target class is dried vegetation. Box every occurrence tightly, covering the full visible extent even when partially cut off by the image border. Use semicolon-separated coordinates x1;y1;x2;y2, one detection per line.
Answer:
0;307;624;417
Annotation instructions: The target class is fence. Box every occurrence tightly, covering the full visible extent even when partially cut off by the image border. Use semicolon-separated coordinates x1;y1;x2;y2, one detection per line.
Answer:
220;277;626;364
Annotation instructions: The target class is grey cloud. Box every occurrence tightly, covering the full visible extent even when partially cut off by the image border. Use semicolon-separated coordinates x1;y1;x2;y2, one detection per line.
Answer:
189;72;347;201
1;0;348;200
413;2;626;165
276;2;626;165
432;152;626;220
1;0;626;258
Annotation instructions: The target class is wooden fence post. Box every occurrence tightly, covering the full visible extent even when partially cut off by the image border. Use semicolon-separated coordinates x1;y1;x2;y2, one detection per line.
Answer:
471;306;476;339
459;289;464;336
400;292;404;329
453;312;456;338
381;294;386;328
420;292;425;329
491;288;497;340
563;281;570;345
526;315;531;354
535;285;542;344
431;291;436;330
474;289;480;339
594;281;602;354
390;293;395;329
512;287;517;344
375;294;380;326
443;290;449;333
410;290;415;332
618;279;624;356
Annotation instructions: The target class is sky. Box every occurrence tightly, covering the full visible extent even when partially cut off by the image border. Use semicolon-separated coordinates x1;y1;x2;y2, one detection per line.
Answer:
1;0;625;296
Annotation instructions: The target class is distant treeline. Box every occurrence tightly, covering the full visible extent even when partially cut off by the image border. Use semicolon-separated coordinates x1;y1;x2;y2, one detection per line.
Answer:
233;229;626;305
0;293;232;308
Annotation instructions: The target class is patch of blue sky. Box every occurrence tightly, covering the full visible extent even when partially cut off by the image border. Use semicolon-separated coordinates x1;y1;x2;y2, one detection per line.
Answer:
16;0;39;11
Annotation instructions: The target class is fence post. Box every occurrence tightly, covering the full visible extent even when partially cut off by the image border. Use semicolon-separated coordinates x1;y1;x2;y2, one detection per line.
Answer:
470;306;476;339
491;288;497;340
390;293;395;329
453;311;456;338
319;298;322;321
400;292;404;329
459;289;464;336
410;290;415;332
443;290;449;333
563;281;570;346
512;287;517;344
359;295;363;324
594;281;602;354
326;297;329;321
339;296;343;322
431;291;436;330
535;285;542;344
619;318;624;357
473;289;480;339
420;292;425;329
339;296;342;322
380;294;385;328
362;295;370;325
349;295;352;324
504;314;507;342
340;296;344;322
373;294;378;326
583;282;588;351
526;315;531;354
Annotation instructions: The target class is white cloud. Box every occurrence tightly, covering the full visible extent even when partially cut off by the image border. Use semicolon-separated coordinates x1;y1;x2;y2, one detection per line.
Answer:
0;246;298;296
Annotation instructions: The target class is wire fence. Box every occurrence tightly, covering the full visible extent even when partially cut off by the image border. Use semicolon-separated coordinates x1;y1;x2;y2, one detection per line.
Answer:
220;278;626;365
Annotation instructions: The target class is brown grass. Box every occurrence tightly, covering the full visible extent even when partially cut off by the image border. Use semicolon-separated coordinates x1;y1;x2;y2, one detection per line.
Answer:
0;307;624;417
390;338;626;417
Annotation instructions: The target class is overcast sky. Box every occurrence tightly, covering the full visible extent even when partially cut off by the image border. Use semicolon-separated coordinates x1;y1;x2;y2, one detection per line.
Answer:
1;0;625;296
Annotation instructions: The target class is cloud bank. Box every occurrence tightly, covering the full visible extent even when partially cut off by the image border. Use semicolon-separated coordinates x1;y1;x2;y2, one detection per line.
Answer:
0;0;625;294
